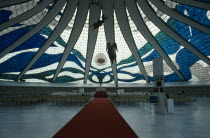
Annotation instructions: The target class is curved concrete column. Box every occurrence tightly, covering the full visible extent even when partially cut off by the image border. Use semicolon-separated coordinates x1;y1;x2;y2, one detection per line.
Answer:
171;0;210;10
16;0;77;81
149;0;210;35
0;0;66;59
84;3;101;83
0;0;31;8
138;0;210;67
0;0;53;31
114;0;149;83
126;0;185;80
102;0;118;85
52;0;89;82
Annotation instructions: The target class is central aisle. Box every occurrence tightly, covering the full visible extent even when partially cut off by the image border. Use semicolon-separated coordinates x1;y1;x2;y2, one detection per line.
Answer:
53;98;138;138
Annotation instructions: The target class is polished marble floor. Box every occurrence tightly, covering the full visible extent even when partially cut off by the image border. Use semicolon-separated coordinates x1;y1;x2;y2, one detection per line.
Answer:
0;98;210;138
0;103;84;138
115;98;210;138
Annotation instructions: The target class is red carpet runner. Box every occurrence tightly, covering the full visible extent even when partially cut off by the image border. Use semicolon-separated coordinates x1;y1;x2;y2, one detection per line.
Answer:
53;98;138;138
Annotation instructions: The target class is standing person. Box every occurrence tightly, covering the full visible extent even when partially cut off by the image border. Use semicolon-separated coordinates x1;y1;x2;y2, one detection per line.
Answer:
97;73;104;87
178;90;181;97
99;77;103;87
166;93;169;99
182;89;185;98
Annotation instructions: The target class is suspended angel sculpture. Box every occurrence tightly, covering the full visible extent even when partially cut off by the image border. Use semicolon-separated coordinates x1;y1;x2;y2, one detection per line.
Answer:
107;42;118;64
91;14;108;30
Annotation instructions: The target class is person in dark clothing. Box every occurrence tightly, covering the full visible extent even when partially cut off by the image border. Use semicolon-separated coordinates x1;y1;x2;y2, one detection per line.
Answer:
166;93;170;99
182;90;185;97
98;77;103;87
178;90;181;97
97;73;104;87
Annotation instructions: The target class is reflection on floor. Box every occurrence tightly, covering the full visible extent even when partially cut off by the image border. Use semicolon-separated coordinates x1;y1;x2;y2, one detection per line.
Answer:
0;98;210;138
115;98;210;138
0;103;85;138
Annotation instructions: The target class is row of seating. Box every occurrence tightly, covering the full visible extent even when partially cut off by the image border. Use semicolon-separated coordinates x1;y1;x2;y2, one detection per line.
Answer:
109;94;197;105
110;95;150;104
171;97;197;105
0;95;91;105
48;95;91;105
0;96;46;104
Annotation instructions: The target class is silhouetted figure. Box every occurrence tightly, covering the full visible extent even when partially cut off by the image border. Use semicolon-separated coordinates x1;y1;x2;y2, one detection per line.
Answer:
91;14;108;30
178;90;181;97
107;42;118;64
166;93;170;99
182;90;185;97
97;73;104;87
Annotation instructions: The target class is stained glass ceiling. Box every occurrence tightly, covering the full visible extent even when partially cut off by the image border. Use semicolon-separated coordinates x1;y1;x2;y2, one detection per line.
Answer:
0;0;210;85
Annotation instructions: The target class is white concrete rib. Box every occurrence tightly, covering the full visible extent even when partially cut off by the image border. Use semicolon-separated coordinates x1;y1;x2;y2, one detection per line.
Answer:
102;0;118;85
52;0;89;82
0;0;31;8
0;0;66;59
149;0;210;35
114;0;149;83
84;3;101;83
126;0;185;81
171;0;210;10
16;0;77;81
0;0;53;31
138;0;210;66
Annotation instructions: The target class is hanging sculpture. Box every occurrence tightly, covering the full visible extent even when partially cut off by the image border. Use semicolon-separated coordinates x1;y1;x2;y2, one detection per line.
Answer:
91;14;108;30
106;42;118;64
